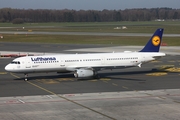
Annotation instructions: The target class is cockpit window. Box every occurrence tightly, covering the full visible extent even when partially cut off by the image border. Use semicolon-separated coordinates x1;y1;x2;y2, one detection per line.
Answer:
10;61;20;64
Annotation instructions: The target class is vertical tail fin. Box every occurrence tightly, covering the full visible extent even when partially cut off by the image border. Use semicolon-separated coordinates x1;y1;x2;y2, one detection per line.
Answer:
140;28;164;52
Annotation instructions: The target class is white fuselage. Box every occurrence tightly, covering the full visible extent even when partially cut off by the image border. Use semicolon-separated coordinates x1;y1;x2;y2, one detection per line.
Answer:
5;52;165;73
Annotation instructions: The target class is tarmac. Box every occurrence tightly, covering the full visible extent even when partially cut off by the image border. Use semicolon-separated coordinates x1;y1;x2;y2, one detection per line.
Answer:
0;42;180;120
1;89;180;120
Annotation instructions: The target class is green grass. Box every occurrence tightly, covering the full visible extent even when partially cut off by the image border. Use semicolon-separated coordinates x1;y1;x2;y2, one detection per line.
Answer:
0;34;180;46
0;21;180;33
0;21;180;45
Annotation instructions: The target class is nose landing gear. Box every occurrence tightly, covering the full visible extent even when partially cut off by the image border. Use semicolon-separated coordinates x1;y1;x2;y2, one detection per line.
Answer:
24;73;28;81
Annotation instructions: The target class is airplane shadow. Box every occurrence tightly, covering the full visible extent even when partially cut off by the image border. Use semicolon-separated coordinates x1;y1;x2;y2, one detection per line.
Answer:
13;73;74;81
13;67;170;82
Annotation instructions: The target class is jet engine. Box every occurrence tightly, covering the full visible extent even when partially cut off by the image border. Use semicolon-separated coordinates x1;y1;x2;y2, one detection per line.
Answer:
74;69;96;78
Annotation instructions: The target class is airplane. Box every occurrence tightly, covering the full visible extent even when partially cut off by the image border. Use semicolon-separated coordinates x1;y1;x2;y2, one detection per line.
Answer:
5;28;165;81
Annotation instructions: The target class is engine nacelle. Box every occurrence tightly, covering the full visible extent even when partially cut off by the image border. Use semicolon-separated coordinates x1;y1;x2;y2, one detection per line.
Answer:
74;69;96;78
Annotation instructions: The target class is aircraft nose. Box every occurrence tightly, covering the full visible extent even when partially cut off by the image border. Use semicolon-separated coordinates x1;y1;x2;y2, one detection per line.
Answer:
5;64;12;72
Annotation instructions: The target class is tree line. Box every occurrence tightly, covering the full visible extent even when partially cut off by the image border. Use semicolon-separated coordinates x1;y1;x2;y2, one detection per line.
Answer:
0;8;180;23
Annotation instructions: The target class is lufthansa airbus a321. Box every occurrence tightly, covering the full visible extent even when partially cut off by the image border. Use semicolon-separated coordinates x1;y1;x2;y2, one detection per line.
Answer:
5;28;166;81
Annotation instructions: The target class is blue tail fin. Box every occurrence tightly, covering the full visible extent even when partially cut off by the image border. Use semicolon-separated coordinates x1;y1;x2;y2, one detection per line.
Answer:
140;28;164;52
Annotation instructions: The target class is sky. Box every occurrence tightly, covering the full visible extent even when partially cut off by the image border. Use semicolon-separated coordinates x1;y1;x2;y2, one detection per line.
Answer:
0;0;180;10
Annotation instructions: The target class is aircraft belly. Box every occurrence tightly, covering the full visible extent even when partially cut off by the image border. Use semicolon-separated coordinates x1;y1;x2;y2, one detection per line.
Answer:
35;67;66;72
105;61;132;66
13;67;66;73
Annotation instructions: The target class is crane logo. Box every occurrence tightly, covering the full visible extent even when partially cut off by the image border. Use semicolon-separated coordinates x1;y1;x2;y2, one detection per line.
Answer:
152;36;161;46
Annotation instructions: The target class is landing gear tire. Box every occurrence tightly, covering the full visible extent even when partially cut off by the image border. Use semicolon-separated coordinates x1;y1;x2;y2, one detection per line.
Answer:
94;74;100;79
24;73;28;81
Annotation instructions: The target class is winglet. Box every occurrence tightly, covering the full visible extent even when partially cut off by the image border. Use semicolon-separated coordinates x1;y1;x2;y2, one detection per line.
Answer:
140;28;164;52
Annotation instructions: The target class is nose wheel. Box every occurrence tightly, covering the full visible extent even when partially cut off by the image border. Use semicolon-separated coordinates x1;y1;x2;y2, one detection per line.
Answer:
24;73;28;81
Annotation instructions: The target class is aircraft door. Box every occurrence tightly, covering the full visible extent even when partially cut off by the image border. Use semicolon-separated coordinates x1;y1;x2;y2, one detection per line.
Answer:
101;57;105;65
25;58;31;68
17;61;21;69
140;54;146;63
60;59;65;67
